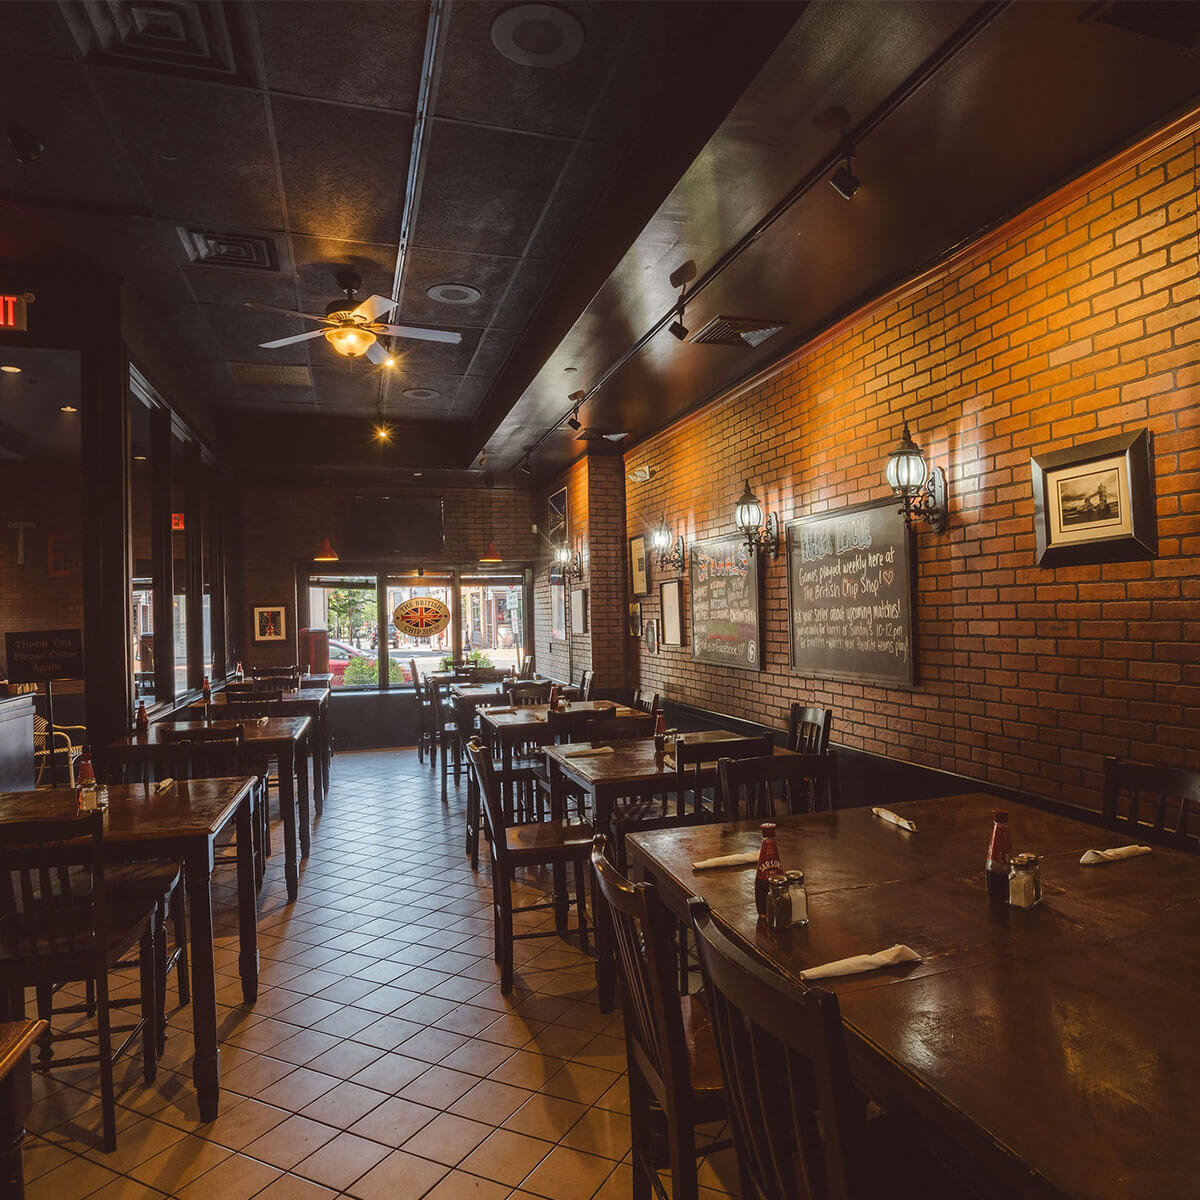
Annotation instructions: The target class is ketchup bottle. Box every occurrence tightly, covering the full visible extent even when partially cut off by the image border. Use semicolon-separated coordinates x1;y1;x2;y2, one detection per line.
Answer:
755;822;783;916
986;810;1013;902
135;701;149;734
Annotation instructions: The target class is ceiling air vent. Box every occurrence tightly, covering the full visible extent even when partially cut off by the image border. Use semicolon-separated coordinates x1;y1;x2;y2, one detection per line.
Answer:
230;363;312;387
178;228;279;271
689;316;788;348
1082;2;1200;49
575;428;628;443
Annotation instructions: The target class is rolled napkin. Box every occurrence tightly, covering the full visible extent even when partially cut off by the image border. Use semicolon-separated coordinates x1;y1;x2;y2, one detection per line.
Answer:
560;745;615;758
482;706;517;715
155;778;174;793
258;716;270;726
1080;844;1152;865
872;807;918;833
799;944;921;981
691;851;759;871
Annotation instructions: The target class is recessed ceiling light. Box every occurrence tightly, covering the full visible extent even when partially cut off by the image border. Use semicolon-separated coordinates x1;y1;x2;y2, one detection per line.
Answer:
0;365;20;374
403;387;440;401
413;472;423;478
426;283;481;305
563;366;577;374
59;403;78;413
491;3;584;68
373;424;391;442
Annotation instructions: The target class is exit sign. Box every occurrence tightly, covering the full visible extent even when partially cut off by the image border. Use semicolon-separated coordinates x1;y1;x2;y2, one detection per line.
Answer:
171;513;186;531
0;294;30;331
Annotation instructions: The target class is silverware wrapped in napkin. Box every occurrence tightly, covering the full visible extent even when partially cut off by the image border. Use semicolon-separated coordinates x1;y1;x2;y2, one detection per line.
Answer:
872;807;918;832
560;745;615;759
1080;844;1151;865
799;944;920;981
155;778;174;793
691;851;758;871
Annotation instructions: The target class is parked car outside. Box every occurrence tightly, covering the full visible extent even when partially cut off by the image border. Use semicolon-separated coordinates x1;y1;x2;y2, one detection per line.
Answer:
328;638;372;685
328;639;414;686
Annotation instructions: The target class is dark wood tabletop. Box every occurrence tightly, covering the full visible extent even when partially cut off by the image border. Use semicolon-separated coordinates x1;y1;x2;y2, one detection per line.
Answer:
298;673;333;689
450;684;506;701
627;793;1200;1200
0;1020;44;1084
479;700;639;731
116;716;311;749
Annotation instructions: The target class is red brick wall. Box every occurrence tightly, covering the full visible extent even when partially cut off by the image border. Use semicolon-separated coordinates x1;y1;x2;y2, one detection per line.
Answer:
615;129;1199;809
237;483;537;670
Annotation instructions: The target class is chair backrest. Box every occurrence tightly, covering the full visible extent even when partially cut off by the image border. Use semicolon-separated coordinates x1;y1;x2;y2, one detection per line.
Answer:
633;689;662;717
674;732;774;787
689;897;871;1200
469;667;507;684
580;714;654;743
787;705;832;755
224;691;283;712
0;811;106;976
716;752;840;822
159;725;246;780
1102;756;1200;852
509;681;552;707
467;739;512;872
591;836;694;1113
251;665;298;680
579;670;595;700
517;656;535;680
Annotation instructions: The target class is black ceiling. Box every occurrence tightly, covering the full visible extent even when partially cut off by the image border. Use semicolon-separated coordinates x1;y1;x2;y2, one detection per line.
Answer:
1;1;1198;485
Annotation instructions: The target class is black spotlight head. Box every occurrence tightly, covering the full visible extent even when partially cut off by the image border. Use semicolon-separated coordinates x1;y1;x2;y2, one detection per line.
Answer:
418;566;425;577
566;410;581;431
829;164;860;200
669;318;689;341
6;127;44;165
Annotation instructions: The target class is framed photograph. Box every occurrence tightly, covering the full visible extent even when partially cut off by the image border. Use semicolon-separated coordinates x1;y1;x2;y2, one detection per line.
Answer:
628;601;642;638
253;606;287;642
660;579;683;646
550;574;566;641
547;487;568;548
1031;428;1156;567
629;535;649;596
644;618;658;655
570;588;588;633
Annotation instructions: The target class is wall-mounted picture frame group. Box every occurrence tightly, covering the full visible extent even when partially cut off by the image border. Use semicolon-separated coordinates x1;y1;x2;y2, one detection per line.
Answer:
1031;428;1156;567
253;606;286;642
659;579;683;646
629;535;649;596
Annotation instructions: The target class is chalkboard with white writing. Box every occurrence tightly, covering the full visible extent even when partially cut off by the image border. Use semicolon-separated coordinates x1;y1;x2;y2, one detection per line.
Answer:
4;629;84;684
688;534;763;672
785;500;915;687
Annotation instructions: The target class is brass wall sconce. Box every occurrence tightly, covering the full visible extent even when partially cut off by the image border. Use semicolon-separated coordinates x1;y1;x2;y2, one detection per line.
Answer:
885;419;948;531
734;480;779;558
650;514;685;570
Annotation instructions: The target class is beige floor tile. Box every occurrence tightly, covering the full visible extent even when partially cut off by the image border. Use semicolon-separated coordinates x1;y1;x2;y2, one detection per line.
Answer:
348;1094;439;1145
457;1127;554;1187
202;1096;292;1151
539;1061;620;1106
502;1093;587;1142
592;1161;634;1200
253;1172;339;1200
244;1114;339;1170
294;1130;391;1190
519;1145;618;1200
488;1049;562;1090
24;1156;121;1200
299;1080;388;1127
175;1152;283;1200
78;1115;188;1173
126;1132;233;1191
397;1065;478;1109
84;1178;169;1199
349;1051;429;1094
345;1149;448;1200
420;1171;512;1199
449;1078;535;1125
401;1111;493;1166
559;1105;631;1161
258;1067;340;1110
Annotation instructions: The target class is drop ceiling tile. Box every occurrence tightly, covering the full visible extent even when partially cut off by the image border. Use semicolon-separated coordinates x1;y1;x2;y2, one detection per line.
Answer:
397;249;519;329
465;328;518;378
524;140;621;262
0;2;78;56
488;258;560;333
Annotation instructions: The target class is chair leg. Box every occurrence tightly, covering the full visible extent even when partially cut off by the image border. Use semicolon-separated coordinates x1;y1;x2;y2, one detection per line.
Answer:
94;974;116;1153
497;874;515;994
573;858;590;954
172;887;190;1006
139;927;158;1085
628;1066;655;1200
466;773;481;869
34;986;52;1067
154;900;168;1058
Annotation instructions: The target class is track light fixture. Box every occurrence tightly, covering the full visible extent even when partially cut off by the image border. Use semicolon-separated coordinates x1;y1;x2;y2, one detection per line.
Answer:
829;138;860;200
519;456;532;476
669;289;689;341
667;259;695;342
566;389;585;431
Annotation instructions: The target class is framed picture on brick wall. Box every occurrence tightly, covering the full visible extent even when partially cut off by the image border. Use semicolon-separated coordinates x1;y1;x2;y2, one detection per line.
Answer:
660;579;683;645
628;601;642;637
548;487;568;547
253;606;286;642
570;588;588;633
629;535;649;596
644;618;658;655
1031;428;1156;567
550;574;566;641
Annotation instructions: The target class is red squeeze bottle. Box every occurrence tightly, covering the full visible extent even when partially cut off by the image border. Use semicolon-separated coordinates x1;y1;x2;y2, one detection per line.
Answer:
548;684;559;710
654;713;666;736
986;810;1013;902
202;676;212;704
756;822;783;916
135;701;149;733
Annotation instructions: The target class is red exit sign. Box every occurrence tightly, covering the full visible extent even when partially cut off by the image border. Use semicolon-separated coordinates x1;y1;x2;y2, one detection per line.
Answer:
0;294;30;331
171;513;186;531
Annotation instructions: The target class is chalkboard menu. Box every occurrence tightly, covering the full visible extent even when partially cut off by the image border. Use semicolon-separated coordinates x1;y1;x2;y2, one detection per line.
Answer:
688;534;763;672
4;629;84;683
785;500;915;687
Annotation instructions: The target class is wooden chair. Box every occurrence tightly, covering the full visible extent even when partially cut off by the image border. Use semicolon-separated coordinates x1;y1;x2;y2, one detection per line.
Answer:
428;682;462;802
716;752;840;822
579;714;655;744
32;715;86;787
787;704;832;754
688;898;967;1200
466;740;592;993
223;690;283;710
579;669;595;700
516;655;535;680
591;837;731;1200
633;689;662;718
410;661;435;765
251;665;299;683
675;733;776;822
1102;756;1200;852
509;680;553;707
0;812;159;1153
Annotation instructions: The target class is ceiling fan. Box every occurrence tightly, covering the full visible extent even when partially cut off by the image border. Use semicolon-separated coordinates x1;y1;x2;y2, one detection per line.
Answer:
246;269;462;365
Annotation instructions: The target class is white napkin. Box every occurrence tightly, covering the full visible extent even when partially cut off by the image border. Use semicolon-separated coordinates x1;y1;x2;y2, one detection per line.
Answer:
872;807;918;833
258;716;269;725
482;706;516;715
691;851;758;871
1080;844;1152;865
799;944;920;981
155;778;174;793
560;745;615;759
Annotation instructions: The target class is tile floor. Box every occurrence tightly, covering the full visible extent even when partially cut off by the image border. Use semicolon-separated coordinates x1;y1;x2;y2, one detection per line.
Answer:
18;748;740;1199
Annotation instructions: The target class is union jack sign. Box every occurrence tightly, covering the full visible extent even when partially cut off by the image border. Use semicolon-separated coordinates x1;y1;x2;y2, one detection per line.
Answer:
394;596;451;639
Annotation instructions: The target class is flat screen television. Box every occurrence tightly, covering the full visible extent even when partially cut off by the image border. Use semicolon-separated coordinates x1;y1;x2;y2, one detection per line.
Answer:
344;496;445;557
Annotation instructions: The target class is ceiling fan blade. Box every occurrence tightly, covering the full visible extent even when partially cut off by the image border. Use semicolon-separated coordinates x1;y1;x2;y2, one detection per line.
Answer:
243;300;330;323
376;323;462;344
258;329;328;349
352;294;397;322
364;341;390;365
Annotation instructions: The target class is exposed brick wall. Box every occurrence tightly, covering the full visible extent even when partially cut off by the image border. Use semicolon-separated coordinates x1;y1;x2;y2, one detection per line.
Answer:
613;129;1199;810
237;483;537;670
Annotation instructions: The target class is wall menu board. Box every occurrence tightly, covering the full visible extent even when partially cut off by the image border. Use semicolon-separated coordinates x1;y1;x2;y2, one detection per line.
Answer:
785;500;915;687
688;534;763;672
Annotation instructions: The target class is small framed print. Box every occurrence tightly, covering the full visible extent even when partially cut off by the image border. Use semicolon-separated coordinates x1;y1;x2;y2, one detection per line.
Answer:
570;588;588;633
629;535;649;596
548;487;568;547
659;579;683;646
550;574;566;642
628;601;642;638
1031;428;1157;567
254;606;286;642
644;618;658;655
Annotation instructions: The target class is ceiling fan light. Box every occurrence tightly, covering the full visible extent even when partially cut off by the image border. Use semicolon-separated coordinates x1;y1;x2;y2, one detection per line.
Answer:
325;324;376;358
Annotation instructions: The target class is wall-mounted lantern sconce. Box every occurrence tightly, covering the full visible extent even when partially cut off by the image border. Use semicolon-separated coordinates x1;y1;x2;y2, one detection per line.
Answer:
313;537;339;562
734;480;779;558
885;418;948;532
650;514;685;570
554;543;584;581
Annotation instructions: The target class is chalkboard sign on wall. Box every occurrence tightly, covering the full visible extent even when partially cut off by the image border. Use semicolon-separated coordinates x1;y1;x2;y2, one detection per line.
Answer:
4;629;84;684
785;500;915;687
688;534;763;672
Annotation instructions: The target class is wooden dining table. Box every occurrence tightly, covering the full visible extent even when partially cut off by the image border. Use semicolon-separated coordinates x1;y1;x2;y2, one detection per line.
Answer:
0;1018;45;1196
627;792;1200;1200
0;779;260;1123
104;716;312;902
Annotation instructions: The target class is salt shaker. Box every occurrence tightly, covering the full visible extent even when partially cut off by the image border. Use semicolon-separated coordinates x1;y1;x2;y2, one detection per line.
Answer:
785;869;808;926
765;871;792;930
1008;853;1043;908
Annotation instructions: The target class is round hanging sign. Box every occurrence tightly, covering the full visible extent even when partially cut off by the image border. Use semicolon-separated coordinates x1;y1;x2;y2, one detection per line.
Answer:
393;596;451;639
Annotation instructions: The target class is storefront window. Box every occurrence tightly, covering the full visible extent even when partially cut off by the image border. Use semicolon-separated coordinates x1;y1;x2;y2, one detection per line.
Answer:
460;575;524;671
308;575;381;688
386;574;454;680
129;392;155;704
171;432;189;696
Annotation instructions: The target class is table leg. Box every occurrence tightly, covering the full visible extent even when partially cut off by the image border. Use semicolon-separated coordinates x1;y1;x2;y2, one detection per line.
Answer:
593;784;617;1013
310;725;324;817
295;743;311;858
279;747;299;902
235;794;260;1005
320;702;331;793
0;1042;33;1200
184;845;220;1122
